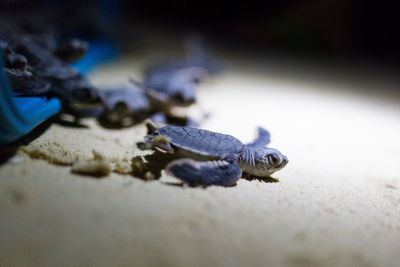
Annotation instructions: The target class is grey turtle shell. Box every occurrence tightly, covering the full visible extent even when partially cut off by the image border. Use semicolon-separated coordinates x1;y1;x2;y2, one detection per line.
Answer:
100;85;150;113
156;125;244;157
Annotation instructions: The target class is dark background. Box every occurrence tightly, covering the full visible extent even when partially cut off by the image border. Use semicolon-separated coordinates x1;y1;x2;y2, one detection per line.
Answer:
1;0;399;65
131;1;399;64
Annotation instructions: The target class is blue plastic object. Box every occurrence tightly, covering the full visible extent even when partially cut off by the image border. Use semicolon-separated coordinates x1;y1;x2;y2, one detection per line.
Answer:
0;54;62;145
0;40;118;145
73;39;119;73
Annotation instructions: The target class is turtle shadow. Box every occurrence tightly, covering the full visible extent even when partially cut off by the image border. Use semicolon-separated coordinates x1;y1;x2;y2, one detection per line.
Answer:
162;181;185;187
242;175;279;184
0;117;54;166
96;115;147;129
0;145;18;166
162;181;235;189
55;116;89;128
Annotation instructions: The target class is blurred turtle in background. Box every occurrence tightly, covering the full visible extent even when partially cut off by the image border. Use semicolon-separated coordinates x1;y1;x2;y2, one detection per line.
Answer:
0;17;104;119
98;78;201;128
144;35;222;107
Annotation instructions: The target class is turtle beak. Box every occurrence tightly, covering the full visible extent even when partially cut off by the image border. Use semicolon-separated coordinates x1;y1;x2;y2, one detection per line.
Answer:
281;155;289;167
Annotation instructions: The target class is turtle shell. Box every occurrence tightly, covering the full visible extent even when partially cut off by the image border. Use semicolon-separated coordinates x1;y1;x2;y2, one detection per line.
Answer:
100;84;151;113
155;125;244;158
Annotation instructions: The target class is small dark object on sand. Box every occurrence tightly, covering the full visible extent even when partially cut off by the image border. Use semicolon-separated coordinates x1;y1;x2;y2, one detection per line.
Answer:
133;121;288;187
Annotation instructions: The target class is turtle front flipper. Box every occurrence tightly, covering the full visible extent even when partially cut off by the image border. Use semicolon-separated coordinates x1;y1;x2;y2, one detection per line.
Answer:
247;127;271;148
132;151;177;180
166;158;242;187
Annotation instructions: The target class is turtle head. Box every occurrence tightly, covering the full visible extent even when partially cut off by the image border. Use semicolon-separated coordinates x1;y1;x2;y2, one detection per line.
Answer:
242;147;288;177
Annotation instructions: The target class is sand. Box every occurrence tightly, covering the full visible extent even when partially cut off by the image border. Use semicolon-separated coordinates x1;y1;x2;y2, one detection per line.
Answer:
1;54;400;267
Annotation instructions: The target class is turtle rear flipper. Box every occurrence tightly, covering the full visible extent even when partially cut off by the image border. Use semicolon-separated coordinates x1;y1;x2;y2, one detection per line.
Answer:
247;127;270;148
166;158;242;187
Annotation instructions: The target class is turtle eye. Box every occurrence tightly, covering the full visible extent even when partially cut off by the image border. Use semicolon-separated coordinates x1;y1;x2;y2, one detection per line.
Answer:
268;154;280;165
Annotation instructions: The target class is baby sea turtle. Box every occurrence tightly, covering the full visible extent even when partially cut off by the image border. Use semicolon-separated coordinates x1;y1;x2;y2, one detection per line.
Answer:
133;121;288;186
98;82;152;128
2;34;104;118
144;65;206;106
54;39;88;63
95;79;190;128
143;36;220;107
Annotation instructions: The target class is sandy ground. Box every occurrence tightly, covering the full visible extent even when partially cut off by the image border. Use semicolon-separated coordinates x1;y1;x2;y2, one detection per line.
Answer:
1;53;400;267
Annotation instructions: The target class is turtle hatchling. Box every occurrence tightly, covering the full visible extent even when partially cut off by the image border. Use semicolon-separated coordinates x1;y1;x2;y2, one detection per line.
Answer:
133;121;288;186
